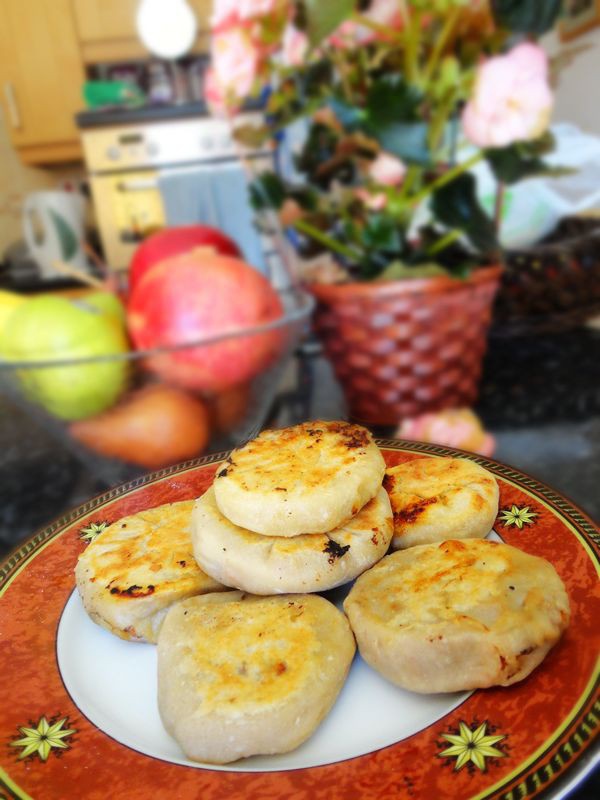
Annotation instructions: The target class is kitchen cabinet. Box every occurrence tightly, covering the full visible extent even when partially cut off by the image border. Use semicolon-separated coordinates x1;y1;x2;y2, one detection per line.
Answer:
0;0;85;164
72;0;213;62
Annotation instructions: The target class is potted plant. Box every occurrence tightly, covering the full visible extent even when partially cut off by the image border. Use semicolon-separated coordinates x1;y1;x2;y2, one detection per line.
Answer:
206;0;565;425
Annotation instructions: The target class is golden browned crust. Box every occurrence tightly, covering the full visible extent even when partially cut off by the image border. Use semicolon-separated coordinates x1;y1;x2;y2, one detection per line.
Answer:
384;457;499;549
344;539;570;693
75;500;228;643
191;486;393;594
157;592;356;763
213;421;386;536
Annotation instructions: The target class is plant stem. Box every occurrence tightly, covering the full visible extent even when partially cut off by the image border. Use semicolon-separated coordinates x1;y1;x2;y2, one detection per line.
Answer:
404;9;422;85
331;48;353;102
422;6;461;84
426;229;462;257
351;14;402;43
409;151;484;206
400;164;421;199
293;218;360;262
494;181;505;236
397;0;409;28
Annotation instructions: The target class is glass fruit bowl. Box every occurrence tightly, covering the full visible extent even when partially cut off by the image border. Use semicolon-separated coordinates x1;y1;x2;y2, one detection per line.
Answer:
0;287;314;486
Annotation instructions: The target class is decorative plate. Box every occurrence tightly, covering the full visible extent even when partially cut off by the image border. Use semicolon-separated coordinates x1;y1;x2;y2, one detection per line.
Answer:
0;441;598;800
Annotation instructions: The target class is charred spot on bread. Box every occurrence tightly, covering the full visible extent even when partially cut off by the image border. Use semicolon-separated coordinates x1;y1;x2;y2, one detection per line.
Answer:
326;421;370;449
108;584;156;598
394;497;438;526
382;473;395;492
323;538;351;564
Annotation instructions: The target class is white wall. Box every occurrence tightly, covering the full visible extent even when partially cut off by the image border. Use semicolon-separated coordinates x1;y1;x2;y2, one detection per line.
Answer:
543;27;600;135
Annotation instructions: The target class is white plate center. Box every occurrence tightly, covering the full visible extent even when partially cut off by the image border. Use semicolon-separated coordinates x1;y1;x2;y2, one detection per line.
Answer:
57;589;468;772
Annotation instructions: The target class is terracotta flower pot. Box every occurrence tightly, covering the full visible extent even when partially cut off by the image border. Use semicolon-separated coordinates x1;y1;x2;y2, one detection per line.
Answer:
308;266;502;426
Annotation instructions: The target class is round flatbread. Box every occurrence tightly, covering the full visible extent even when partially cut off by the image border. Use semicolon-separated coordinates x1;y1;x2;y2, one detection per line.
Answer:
344;538;570;693
191;486;393;594
383;456;499;549
157;591;356;764
213;420;386;537
75;500;228;643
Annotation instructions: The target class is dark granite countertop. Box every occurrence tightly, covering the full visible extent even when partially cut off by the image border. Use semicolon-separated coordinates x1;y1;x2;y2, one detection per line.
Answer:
0;324;598;797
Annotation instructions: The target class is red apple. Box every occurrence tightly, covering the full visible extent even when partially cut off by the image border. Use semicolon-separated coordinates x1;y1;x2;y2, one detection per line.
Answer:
127;250;284;393
129;225;241;290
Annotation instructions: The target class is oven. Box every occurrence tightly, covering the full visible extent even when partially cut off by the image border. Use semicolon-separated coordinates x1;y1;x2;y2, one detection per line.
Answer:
80;114;287;285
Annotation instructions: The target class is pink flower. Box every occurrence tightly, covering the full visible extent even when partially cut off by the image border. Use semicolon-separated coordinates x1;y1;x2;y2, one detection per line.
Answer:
368;153;406;186
211;0;285;30
239;0;283;19
211;26;260;100
367;0;403;28
282;24;309;67
462;42;553;149
329;0;403;47
211;0;240;29
355;188;388;211
204;67;233;117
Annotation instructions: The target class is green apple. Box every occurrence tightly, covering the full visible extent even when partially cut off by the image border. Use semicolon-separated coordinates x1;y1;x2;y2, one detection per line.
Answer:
0;289;26;335
82;290;127;324
0;293;130;420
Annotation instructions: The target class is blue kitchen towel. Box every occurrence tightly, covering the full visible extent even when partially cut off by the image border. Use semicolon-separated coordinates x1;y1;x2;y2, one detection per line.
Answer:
157;162;266;272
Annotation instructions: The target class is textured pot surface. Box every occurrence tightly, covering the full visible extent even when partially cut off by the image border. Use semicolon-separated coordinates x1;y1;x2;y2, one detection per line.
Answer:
309;266;502;426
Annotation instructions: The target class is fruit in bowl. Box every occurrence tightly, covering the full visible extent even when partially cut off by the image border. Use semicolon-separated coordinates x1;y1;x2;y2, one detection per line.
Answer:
129;225;241;290
0;228;314;479
70;383;211;469
127;249;284;393
0;292;129;420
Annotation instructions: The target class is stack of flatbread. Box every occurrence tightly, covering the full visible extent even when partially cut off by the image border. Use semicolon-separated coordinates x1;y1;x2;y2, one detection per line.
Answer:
159;421;392;764
74;420;571;766
191;420;393;594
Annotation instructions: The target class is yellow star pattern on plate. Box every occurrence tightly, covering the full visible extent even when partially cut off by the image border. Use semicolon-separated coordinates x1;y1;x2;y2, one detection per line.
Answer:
10;716;76;762
79;520;109;543
498;505;537;529
439;721;506;771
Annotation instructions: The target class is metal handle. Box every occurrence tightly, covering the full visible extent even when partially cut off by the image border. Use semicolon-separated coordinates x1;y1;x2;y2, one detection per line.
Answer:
4;82;21;129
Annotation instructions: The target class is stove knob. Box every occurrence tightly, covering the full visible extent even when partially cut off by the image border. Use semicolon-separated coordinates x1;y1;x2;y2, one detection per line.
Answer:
220;134;231;149
146;141;160;157
199;136;214;150
106;145;120;161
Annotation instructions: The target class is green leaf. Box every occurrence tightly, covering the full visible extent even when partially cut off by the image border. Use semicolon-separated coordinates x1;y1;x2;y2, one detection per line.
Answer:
371;122;431;163
361;213;403;253
362;77;436;162
326;97;366;131
233;124;271;148
485;134;572;184
486;149;572;185
303;0;356;46
289;186;319;212
249;172;287;211
366;75;422;127
431;172;498;254
491;0;562;34
49;208;78;261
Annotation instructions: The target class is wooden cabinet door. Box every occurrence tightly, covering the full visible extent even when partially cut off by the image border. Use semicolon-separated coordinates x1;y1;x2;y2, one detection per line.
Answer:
0;0;85;153
71;0;140;42
73;0;212;42
72;0;212;61
189;0;212;29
